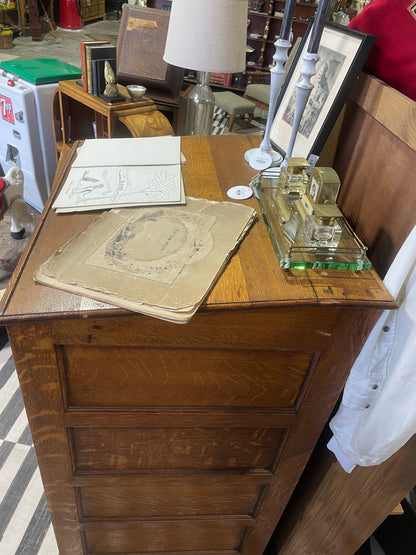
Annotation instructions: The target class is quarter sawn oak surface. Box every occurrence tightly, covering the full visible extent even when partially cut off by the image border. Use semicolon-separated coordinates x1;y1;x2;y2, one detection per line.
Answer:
0;135;394;554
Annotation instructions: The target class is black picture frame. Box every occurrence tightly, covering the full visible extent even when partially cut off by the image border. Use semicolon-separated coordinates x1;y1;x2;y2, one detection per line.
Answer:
269;21;376;160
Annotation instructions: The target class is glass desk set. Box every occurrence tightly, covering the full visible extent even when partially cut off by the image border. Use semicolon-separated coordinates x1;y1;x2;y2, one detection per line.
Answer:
251;158;371;271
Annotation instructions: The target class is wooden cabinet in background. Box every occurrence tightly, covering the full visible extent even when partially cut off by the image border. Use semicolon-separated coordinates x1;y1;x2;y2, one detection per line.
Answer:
0;134;394;554
247;0;317;73
80;0;106;23
0;0;20;29
147;0;317;90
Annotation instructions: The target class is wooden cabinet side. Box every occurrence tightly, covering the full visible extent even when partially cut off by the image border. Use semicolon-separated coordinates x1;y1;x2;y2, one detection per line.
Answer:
7;322;85;554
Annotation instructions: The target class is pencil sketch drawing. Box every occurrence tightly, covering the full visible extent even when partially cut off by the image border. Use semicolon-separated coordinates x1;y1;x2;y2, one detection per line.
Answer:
67;167;179;206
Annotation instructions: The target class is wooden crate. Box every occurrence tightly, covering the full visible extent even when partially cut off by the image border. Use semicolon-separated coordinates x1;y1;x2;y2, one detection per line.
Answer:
81;0;106;23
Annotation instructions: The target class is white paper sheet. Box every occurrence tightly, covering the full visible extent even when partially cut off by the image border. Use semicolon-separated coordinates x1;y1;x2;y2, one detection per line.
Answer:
53;136;185;212
72;136;181;167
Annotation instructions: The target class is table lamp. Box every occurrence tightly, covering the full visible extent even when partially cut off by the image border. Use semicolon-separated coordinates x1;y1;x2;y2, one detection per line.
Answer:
163;0;248;136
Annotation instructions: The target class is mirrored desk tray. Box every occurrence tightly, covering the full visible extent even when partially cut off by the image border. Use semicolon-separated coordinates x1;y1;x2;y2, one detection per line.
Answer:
252;174;371;271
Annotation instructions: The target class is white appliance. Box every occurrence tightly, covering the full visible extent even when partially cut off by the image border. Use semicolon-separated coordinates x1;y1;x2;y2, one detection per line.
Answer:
0;59;81;213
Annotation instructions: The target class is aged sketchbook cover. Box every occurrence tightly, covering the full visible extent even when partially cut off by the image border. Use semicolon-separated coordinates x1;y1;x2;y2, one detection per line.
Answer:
34;198;256;323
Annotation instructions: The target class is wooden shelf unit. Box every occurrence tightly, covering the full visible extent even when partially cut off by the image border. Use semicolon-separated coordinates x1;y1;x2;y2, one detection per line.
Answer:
0;3;19;26
52;79;173;160
247;1;317;73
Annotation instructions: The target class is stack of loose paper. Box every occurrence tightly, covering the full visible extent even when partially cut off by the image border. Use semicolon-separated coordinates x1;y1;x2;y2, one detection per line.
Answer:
53;136;185;213
35;198;256;323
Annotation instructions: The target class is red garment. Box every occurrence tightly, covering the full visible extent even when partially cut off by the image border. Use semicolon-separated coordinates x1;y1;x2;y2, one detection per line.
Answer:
348;0;416;102
0;177;6;213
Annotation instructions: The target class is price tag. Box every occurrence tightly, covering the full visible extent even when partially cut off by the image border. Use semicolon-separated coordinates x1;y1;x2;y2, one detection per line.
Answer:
227;186;253;200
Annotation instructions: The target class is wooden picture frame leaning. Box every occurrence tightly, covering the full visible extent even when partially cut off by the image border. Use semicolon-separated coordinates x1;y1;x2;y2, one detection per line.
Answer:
270;21;376;160
116;4;184;100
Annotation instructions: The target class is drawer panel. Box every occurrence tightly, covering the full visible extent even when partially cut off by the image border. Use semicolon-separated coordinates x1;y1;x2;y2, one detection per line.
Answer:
72;427;285;471
62;345;314;409
80;482;265;518
84;519;249;553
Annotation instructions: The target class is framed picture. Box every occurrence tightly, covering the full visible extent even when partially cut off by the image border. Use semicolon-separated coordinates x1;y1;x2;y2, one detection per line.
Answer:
269;21;376;160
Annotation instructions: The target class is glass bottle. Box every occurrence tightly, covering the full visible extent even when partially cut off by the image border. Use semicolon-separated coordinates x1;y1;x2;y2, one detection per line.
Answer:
303;213;342;248
277;157;310;197
309;167;341;205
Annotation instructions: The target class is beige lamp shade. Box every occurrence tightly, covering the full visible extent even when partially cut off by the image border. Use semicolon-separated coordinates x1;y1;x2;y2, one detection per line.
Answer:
163;0;248;73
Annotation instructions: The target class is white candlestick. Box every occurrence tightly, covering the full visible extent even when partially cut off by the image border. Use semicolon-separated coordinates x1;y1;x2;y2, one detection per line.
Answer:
285;51;319;160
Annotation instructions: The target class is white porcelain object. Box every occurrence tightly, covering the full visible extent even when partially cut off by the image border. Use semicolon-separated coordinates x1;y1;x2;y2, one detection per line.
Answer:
126;85;147;100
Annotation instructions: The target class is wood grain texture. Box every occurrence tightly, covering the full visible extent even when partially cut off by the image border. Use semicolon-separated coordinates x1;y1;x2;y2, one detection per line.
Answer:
0;134;393;323
62;345;313;408
349;73;416;151
273;435;416;555
272;73;416;555
80;480;267;518
332;73;416;278
72;426;285;471
53;79;173;158
1;135;395;554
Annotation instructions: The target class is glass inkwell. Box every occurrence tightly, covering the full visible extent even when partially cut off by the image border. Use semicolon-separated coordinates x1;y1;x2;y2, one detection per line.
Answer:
252;163;371;271
277;157;310;196
299;204;343;249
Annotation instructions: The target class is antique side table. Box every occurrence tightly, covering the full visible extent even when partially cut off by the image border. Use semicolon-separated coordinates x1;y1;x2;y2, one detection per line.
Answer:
52;79;173;161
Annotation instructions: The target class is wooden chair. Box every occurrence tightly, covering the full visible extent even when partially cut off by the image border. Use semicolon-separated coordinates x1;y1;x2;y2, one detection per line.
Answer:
243;71;270;112
243;37;302;112
213;91;255;132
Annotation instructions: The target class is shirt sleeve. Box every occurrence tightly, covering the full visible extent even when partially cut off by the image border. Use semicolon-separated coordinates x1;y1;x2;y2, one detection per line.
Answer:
328;226;416;470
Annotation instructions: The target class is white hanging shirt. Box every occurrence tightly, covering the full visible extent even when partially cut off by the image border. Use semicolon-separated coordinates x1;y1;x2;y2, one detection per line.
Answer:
328;225;416;472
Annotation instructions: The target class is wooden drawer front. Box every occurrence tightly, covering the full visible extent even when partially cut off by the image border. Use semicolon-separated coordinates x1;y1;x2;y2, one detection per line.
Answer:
80;482;265;518
84;520;249;553
72;427;285;471
62;345;314;409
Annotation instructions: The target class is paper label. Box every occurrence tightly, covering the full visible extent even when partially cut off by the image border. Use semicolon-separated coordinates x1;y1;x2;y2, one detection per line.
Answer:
127;17;158;30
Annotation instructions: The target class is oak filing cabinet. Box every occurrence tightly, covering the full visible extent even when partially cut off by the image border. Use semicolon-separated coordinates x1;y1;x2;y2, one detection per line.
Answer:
0;135;394;554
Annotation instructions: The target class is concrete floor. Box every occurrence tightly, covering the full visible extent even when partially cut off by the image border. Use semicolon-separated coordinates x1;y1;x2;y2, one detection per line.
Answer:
0;16;121;68
0;18;122;291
